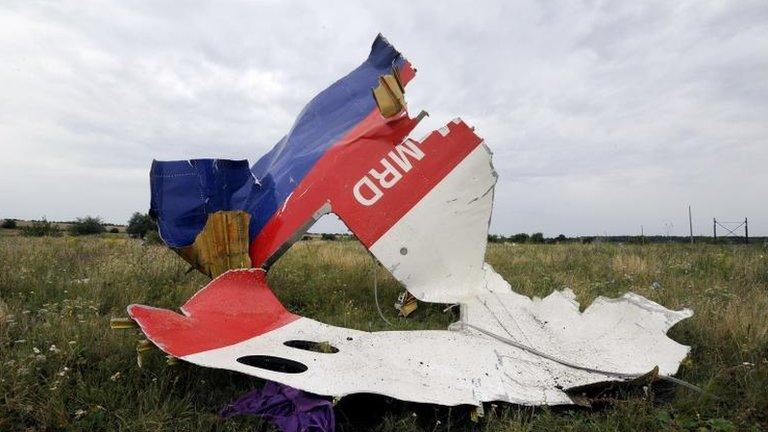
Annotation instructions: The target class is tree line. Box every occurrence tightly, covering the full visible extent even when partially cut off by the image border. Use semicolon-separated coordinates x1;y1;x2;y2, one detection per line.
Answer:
1;213;158;240
3;216;764;245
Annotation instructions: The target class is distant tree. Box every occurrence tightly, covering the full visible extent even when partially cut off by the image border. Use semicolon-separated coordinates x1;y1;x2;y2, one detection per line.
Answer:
321;233;337;241
21;218;61;237
143;230;163;245
70;216;106;236
530;232;545;244
126;212;157;239
1;219;17;229
487;234;504;243
555;234;567;243
509;233;529;243
109;227;120;233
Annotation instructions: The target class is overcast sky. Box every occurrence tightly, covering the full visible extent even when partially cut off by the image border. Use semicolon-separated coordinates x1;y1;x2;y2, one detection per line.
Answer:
1;1;766;236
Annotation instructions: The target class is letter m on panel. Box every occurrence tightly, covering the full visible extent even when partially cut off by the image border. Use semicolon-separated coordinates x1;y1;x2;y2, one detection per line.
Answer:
388;140;424;173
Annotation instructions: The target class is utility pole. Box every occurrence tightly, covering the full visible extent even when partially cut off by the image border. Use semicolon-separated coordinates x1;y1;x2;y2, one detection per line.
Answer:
745;217;749;244
688;206;693;244
713;218;717;239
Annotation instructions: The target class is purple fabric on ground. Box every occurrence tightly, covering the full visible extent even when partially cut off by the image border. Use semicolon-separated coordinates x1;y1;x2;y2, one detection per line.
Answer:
221;381;335;432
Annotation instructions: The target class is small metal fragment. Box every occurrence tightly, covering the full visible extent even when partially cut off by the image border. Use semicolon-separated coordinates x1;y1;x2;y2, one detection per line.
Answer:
372;67;406;118
136;339;155;368
110;317;138;329
394;291;418;317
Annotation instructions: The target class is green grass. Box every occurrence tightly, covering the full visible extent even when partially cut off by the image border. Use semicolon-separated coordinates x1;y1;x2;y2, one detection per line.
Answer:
1;236;766;431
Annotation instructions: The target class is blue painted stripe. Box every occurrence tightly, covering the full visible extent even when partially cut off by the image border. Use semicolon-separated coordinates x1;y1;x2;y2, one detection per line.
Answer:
149;159;259;247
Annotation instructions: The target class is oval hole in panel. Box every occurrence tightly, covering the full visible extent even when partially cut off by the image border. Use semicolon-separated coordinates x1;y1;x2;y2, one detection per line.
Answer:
236;355;308;374
283;340;340;354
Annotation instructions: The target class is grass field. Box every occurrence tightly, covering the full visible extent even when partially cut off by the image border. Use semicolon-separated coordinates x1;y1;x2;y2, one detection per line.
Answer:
1;235;766;431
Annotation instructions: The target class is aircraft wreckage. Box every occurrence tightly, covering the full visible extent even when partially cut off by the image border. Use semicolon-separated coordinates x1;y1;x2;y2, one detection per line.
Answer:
121;35;693;409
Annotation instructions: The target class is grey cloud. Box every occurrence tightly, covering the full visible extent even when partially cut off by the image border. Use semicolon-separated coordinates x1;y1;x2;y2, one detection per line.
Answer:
0;0;765;235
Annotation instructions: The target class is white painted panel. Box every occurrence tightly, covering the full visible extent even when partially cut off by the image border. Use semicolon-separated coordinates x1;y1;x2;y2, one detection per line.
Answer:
183;284;691;407
151;122;694;407
369;142;497;303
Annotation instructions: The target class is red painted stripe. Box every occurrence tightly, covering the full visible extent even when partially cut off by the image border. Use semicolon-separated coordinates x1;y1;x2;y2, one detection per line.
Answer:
250;118;483;267
128;270;298;357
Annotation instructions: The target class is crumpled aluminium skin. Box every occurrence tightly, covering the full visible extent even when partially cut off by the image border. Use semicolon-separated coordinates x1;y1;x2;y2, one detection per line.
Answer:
149;35;413;255
129;35;693;408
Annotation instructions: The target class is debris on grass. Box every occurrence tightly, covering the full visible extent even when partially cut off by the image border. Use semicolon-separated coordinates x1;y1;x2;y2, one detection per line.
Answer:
118;34;696;429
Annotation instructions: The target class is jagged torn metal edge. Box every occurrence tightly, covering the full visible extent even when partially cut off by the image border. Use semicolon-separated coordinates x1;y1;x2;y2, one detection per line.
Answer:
129;125;694;407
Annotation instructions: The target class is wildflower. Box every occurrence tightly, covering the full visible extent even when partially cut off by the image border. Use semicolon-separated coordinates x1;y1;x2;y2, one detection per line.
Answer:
32;347;41;354
68;340;77;345
35;354;46;362
49;344;61;353
74;409;87;419
110;372;121;382
57;367;70;377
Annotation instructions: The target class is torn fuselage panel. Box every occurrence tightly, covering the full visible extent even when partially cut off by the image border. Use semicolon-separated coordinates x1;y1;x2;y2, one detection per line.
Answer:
251;118;482;268
129;34;695;408
130;125;693;406
148;35;418;269
129;267;692;407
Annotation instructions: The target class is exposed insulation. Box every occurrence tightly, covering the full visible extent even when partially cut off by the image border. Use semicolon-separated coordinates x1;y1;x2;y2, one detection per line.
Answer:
178;211;252;278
